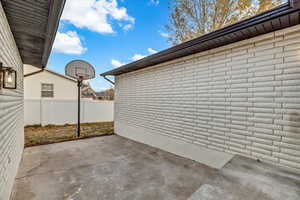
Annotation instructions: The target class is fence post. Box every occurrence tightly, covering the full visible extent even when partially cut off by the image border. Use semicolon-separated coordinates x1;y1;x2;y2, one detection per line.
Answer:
40;99;43;126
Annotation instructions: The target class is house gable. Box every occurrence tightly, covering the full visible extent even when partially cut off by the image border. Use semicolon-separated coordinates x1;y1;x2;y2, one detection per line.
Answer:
24;68;77;83
24;70;78;100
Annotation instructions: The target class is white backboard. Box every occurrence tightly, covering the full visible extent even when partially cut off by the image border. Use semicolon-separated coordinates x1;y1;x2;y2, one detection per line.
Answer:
65;60;95;81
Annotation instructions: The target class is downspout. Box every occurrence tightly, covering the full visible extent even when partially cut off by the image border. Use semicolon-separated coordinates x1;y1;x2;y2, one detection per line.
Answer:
102;75;115;85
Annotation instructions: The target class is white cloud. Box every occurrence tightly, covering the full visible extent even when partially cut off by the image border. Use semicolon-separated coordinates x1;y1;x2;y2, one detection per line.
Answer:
131;48;158;61
159;31;169;38
149;0;159;6
53;31;87;55
147;48;157;54
112;48;158;65
123;24;133;31
111;59;125;67
132;54;146;61
61;0;135;34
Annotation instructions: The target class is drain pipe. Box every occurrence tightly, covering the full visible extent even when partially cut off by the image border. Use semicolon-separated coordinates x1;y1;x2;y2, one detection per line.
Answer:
102;75;115;85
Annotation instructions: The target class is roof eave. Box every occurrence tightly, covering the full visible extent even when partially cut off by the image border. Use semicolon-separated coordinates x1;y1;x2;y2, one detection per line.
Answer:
24;68;77;83
101;2;300;76
2;0;66;68
41;0;66;68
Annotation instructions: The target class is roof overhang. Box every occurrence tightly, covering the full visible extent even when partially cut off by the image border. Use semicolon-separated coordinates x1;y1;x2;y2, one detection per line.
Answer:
101;1;300;76
1;0;66;68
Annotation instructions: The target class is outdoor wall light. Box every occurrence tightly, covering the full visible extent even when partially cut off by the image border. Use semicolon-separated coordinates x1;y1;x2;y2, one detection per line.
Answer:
0;62;17;89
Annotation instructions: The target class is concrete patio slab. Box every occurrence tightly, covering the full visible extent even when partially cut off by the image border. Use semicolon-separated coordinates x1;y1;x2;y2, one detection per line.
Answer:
12;135;300;200
188;156;300;200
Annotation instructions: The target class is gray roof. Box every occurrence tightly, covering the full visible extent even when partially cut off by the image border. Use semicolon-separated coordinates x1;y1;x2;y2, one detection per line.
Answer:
101;1;300;76
2;0;66;68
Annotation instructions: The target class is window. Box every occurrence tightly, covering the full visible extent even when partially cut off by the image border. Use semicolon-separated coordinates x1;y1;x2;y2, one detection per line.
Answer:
41;83;54;98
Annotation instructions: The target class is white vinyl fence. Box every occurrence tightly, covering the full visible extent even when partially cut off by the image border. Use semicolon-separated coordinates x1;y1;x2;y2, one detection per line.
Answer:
24;99;114;126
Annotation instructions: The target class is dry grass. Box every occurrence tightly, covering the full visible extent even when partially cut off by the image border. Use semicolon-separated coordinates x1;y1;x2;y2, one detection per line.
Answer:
25;122;114;147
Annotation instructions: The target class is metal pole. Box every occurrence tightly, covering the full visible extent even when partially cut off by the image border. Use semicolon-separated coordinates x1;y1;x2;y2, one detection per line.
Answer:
77;80;82;137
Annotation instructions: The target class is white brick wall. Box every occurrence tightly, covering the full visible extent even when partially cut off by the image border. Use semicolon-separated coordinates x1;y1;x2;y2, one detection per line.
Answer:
115;24;300;171
0;2;24;200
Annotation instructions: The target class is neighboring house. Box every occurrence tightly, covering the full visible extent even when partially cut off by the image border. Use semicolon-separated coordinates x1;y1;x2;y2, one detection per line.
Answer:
81;82;97;99
81;84;114;100
0;1;65;199
102;2;300;171
24;65;78;100
95;88;114;100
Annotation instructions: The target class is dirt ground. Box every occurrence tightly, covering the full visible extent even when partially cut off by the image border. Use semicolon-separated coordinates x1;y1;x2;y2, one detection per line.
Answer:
24;122;114;147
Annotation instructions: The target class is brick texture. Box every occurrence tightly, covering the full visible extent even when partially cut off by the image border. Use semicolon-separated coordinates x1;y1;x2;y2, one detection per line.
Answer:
0;2;24;200
115;25;300;171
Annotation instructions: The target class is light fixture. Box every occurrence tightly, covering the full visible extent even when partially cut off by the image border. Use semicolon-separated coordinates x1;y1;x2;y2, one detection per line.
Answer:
0;62;17;89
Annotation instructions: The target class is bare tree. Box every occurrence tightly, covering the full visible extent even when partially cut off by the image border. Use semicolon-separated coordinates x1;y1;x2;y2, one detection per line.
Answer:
95;88;114;100
166;0;285;45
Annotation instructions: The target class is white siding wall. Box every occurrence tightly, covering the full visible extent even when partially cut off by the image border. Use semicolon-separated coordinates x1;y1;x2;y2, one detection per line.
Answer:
0;2;24;200
24;70;78;100
115;25;300;171
23;64;39;75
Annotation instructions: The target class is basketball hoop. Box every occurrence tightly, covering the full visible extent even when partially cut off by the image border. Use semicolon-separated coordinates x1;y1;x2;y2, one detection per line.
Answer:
65;60;95;81
65;60;95;137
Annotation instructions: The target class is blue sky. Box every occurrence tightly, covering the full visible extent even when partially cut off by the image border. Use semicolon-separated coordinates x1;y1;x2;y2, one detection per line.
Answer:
47;0;171;91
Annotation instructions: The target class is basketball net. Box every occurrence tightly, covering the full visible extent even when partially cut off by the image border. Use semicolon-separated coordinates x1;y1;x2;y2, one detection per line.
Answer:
76;73;89;81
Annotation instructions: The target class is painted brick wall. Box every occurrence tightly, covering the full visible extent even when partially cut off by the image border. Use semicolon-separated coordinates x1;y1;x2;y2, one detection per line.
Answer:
0;2;24;200
115;24;300;171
